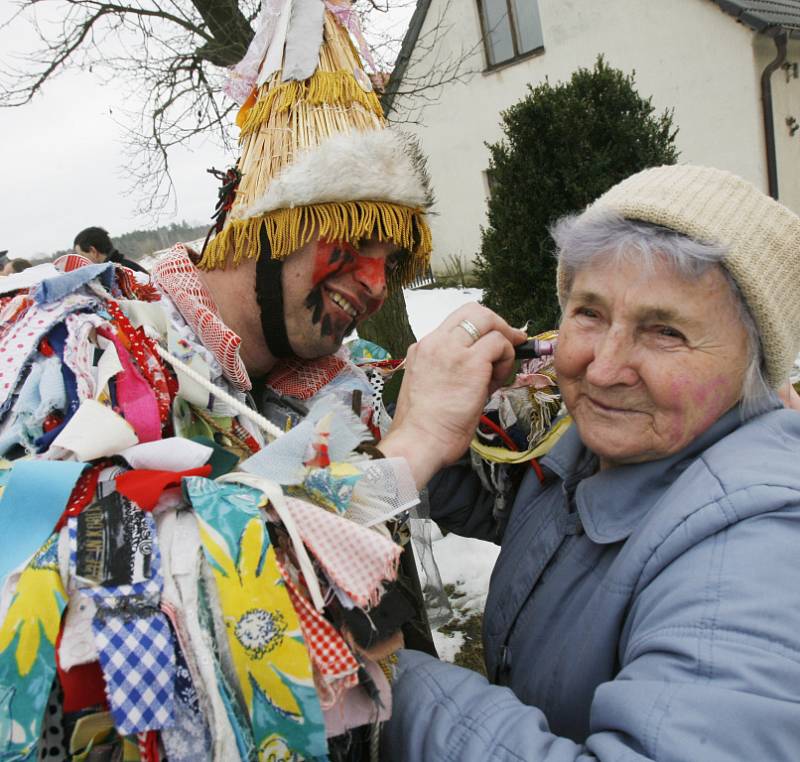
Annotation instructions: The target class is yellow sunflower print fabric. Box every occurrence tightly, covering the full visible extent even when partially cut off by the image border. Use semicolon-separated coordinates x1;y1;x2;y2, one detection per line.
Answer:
0;534;66;762
185;476;327;760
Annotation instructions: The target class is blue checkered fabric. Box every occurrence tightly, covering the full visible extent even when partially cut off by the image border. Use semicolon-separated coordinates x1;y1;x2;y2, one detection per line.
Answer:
76;510;176;736
89;605;176;735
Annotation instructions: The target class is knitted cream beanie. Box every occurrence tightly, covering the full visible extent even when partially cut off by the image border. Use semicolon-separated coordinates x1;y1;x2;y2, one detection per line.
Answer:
557;164;800;387
198;3;433;285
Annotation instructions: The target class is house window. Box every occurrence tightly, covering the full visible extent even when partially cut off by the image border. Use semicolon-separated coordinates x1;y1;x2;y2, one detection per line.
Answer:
478;0;544;69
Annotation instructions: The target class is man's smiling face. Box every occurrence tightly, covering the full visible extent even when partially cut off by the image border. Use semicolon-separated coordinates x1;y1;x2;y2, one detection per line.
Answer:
280;237;402;359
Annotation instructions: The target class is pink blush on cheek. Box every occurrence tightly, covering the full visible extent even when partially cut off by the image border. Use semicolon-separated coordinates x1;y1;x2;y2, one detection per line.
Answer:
666;377;692;445
665;374;709;445
690;375;739;435
668;374;738;444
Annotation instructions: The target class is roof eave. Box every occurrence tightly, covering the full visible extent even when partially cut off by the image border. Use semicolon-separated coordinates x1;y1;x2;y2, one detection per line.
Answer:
713;0;800;38
381;0;434;116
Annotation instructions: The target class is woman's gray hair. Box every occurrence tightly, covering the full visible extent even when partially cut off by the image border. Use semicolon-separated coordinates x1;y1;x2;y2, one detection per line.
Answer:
551;210;773;415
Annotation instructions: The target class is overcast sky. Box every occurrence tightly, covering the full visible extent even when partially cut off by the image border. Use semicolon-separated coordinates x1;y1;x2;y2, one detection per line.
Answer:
0;1;415;260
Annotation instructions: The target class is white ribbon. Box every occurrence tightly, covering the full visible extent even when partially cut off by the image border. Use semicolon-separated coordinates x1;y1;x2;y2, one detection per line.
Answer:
225;0;288;103
323;0;378;72
282;0;326;82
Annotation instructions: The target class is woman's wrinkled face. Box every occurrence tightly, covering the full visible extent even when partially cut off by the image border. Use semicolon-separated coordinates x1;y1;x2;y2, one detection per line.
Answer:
555;255;750;468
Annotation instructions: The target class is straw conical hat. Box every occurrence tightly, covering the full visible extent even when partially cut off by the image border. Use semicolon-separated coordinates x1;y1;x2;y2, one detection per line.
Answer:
200;0;433;285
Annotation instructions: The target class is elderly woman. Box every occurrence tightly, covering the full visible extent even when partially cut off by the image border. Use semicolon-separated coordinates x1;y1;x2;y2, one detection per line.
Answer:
378;165;800;760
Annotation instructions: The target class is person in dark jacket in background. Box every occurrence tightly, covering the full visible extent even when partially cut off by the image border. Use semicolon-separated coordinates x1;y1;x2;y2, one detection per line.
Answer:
378;165;800;760
1;258;32;275
73;226;147;273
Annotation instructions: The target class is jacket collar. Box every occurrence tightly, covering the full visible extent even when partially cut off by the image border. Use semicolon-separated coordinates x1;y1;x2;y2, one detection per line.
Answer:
541;398;781;544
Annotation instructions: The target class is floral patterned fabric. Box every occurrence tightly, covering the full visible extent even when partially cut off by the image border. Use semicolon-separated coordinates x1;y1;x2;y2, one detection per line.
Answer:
186;476;327;760
0;535;66;762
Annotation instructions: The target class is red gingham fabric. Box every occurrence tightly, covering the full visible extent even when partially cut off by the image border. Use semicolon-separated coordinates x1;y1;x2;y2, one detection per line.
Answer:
278;560;359;687
285;497;402;608
151;245;251;392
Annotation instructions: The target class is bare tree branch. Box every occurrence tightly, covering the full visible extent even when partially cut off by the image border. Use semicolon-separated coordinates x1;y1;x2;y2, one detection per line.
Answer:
1;0;473;217
383;0;481;125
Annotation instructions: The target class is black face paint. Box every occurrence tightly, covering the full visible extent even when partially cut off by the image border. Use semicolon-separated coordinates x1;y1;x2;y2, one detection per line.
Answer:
304;286;324;326
306;241;368;344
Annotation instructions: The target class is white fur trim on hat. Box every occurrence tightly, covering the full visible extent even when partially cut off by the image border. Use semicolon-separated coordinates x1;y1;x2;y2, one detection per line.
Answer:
234;128;434;220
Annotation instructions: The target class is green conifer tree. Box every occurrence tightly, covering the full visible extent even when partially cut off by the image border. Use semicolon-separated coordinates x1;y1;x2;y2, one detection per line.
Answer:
475;57;679;332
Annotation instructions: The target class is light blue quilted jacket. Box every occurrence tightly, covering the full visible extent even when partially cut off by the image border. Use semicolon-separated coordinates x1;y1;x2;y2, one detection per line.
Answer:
385;401;800;761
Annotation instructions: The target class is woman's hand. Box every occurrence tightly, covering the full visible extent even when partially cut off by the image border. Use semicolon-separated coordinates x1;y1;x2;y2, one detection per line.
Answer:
379;303;526;488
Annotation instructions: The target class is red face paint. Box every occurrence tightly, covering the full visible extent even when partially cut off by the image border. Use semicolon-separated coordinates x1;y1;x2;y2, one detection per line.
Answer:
311;241;388;295
305;240;392;343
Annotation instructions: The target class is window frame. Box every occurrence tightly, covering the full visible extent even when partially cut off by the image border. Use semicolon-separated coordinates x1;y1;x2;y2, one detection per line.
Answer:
476;0;545;72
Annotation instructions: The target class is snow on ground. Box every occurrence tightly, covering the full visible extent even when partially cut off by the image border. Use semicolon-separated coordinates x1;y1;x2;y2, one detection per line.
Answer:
402;286;501;663
429;527;501;662
433;627;466;663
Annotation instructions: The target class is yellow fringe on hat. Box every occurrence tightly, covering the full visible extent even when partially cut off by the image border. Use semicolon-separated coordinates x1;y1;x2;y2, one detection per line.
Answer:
198;201;432;286
239;70;384;139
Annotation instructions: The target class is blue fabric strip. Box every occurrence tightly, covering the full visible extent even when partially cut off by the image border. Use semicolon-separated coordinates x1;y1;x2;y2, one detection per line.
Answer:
35;323;80;452
0;459;85;582
33;263;114;305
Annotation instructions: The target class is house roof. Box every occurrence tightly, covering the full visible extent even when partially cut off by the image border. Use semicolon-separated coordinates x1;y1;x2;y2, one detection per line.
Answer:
712;1;800;37
382;0;800;115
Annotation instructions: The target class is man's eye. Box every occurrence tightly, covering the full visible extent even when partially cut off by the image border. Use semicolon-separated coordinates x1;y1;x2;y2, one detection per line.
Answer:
386;252;405;273
655;325;686;340
575;306;598;318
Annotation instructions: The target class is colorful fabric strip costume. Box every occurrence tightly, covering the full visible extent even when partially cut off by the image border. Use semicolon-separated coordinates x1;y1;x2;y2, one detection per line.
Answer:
0;2;438;758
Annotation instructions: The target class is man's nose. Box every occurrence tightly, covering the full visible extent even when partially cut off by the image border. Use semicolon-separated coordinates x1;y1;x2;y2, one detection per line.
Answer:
354;255;388;297
585;329;639;387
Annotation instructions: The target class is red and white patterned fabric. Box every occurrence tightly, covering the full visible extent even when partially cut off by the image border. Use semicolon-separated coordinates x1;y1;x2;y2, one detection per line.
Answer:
64;312;110;401
285;496;402;608
0;292;97;412
53;253;93;273
267;355;348;400
151;245;251;392
278;560;359;688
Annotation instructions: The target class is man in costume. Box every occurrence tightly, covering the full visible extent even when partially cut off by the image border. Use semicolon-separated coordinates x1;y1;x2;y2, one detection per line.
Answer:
0;4;433;761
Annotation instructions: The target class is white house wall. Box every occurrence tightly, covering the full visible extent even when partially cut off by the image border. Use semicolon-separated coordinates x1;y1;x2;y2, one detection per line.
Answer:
756;36;800;214
393;0;774;271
